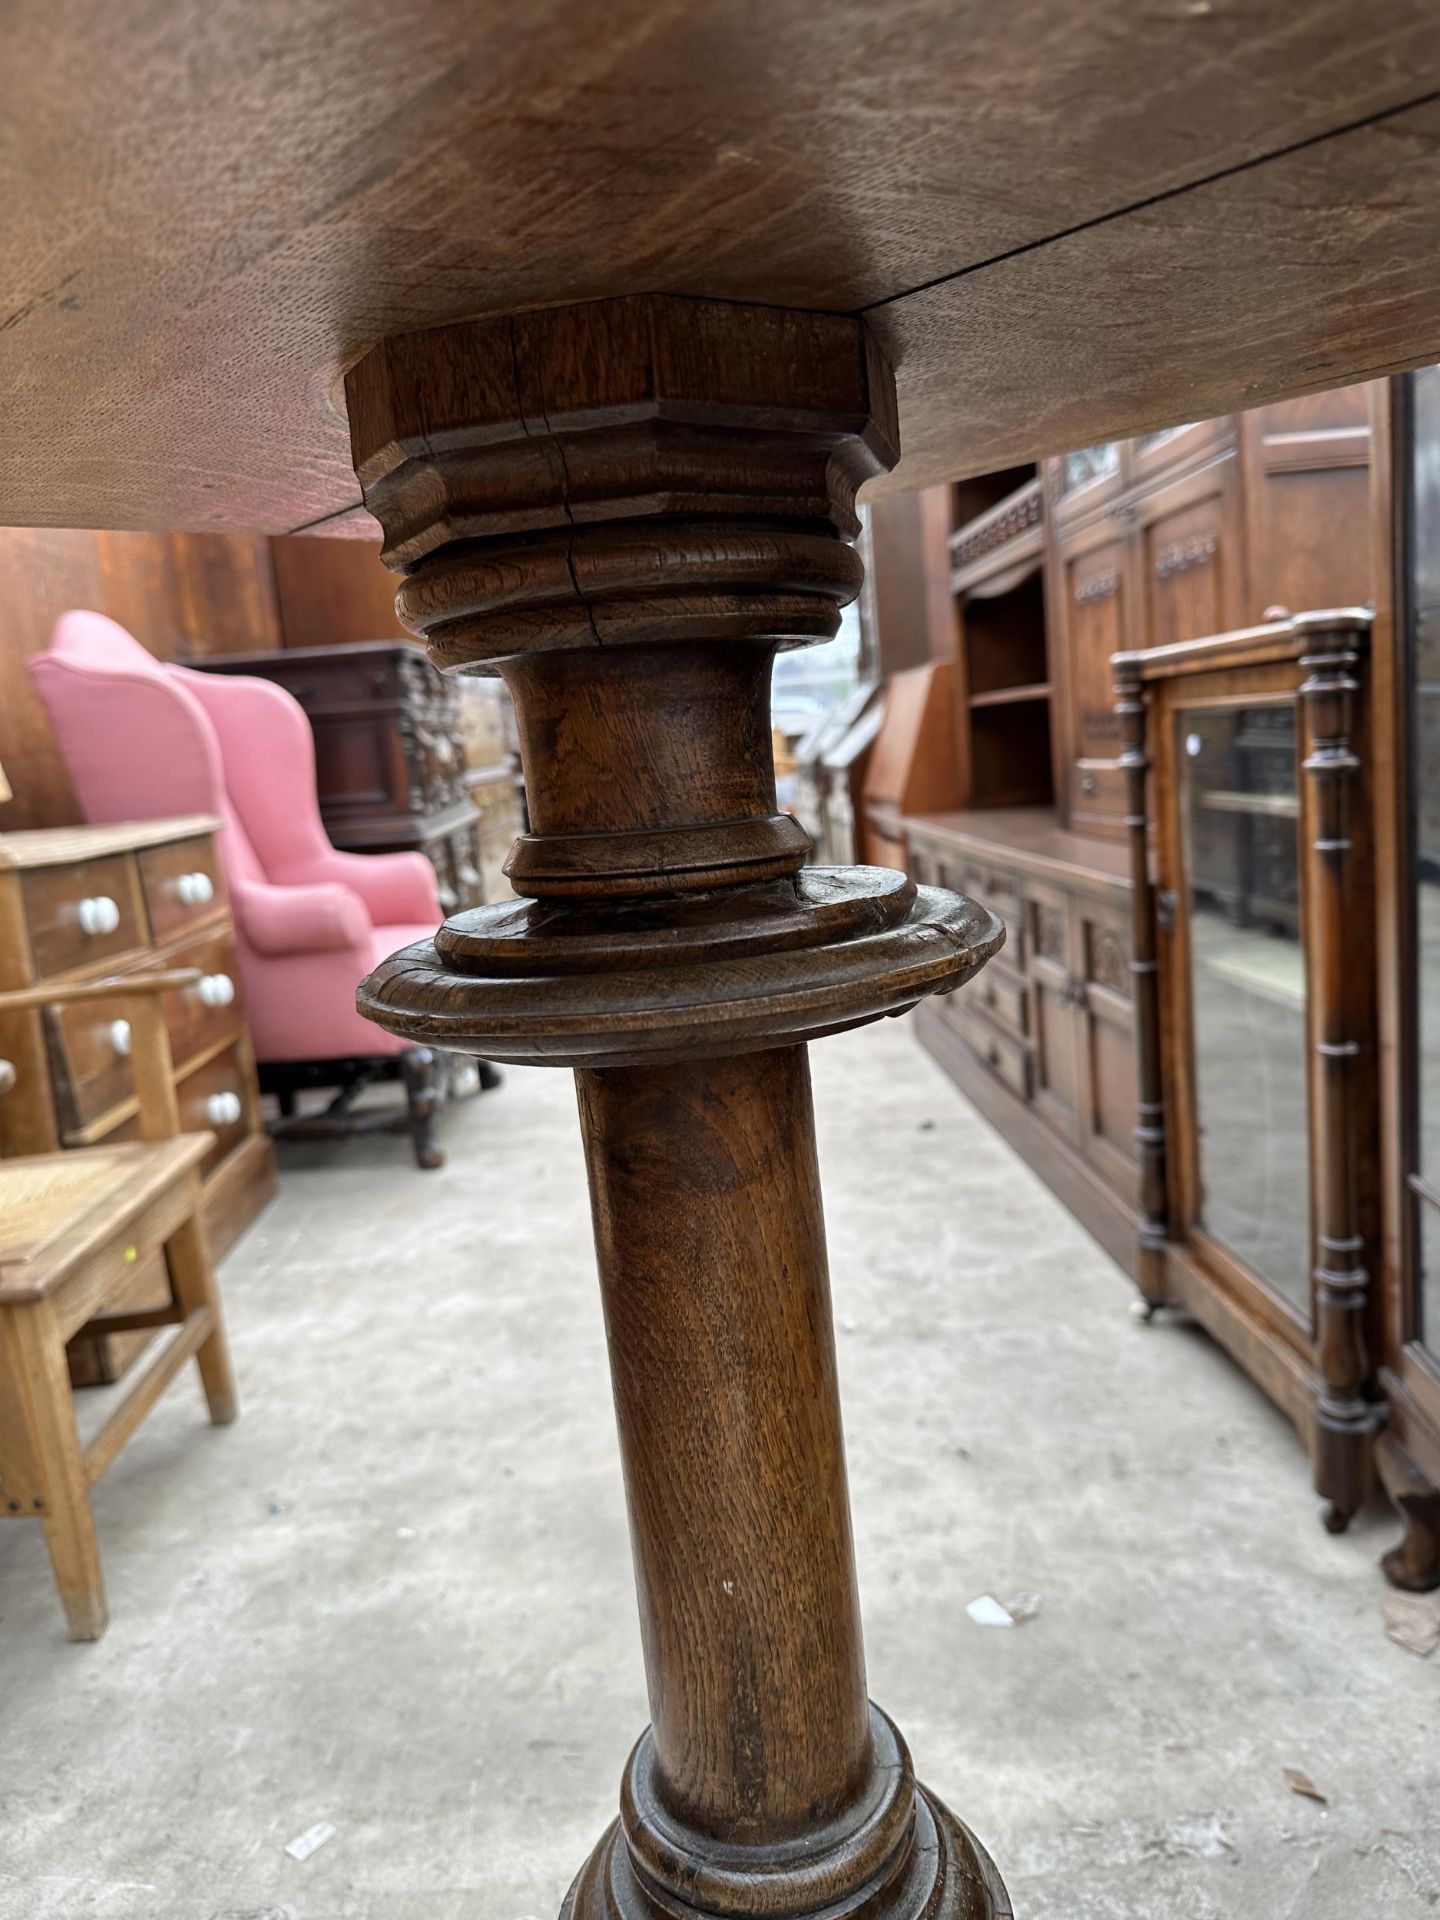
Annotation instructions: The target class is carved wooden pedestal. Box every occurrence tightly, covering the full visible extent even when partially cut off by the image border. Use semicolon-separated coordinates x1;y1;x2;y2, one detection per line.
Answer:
346;296;1011;1920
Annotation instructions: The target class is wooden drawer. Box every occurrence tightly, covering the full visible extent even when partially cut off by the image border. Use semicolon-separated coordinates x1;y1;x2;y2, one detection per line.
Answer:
102;1041;248;1177
955;1005;1033;1102
21;855;146;977
161;931;245;1070
139;837;225;944
47;982;139;1134
1069;758;1127;834
970;964;1028;1040
177;1044;251;1177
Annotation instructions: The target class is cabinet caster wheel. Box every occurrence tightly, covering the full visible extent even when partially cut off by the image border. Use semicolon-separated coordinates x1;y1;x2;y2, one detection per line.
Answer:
477;1061;504;1092
1130;1297;1164;1324
1321;1502;1350;1536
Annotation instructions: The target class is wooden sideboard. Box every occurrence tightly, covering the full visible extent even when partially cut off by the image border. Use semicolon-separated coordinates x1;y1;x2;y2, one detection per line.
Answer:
908;386;1379;1263
909;811;1137;1273
0;817;274;1382
196;641;488;914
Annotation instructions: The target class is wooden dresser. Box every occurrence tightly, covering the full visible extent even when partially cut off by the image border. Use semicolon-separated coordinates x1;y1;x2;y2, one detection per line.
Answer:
907;384;1380;1269
0;817;275;1381
196;641;488;913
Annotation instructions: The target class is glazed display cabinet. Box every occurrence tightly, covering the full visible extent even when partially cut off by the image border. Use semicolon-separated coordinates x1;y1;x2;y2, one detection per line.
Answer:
1115;612;1381;1534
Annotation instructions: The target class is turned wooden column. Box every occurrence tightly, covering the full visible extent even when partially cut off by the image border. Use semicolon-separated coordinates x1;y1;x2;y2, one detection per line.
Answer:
346;295;1011;1920
1297;612;1379;1533
1113;654;1169;1309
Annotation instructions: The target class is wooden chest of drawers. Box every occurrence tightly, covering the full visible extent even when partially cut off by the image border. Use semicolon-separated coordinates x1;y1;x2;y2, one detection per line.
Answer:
195;641;490;912
0;818;275;1381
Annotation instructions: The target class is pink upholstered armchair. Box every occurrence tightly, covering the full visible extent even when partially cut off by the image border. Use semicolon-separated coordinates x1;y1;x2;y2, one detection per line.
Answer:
30;611;498;1168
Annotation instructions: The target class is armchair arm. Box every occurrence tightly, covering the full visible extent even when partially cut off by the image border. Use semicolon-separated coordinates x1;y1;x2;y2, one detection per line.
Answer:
230;875;371;957
283;847;441;926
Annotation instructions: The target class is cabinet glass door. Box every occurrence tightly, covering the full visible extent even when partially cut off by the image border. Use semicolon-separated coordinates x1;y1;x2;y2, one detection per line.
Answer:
1178;699;1310;1317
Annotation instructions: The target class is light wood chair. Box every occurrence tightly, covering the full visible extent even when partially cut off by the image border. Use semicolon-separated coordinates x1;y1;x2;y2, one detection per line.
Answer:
0;971;238;1639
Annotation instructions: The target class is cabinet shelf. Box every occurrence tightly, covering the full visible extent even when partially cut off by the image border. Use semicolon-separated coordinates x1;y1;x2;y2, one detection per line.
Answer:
968;681;1052;711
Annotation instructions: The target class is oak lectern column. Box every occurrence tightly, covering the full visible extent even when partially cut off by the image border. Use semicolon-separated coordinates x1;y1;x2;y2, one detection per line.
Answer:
347;296;1011;1920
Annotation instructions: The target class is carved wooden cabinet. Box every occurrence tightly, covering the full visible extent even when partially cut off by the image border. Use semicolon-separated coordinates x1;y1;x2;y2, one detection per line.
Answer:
908;813;1138;1272
196;641;487;912
1115;613;1380;1533
0;817;275;1382
1045;387;1374;844
909;385;1379;1280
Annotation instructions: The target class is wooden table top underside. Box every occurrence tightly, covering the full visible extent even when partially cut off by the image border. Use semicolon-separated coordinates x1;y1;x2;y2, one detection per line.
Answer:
4;0;1440;534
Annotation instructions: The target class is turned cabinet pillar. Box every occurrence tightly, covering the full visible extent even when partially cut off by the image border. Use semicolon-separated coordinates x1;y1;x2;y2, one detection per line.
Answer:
345;296;1011;1920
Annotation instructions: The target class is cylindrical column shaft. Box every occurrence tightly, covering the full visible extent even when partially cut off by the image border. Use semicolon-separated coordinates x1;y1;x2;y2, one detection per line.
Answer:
576;1046;871;1844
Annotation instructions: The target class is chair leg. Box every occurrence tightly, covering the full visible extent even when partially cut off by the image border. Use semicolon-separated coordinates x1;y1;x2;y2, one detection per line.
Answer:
166;1201;239;1427
8;1306;108;1641
401;1046;446;1169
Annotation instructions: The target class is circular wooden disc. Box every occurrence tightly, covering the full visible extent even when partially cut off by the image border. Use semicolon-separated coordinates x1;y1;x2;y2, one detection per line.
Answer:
360;875;1005;1068
435;867;917;974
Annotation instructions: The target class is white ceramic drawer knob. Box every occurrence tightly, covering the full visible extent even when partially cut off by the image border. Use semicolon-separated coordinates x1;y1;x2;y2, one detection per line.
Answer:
197;972;235;1008
176;870;214;906
108;1018;133;1058
204;1090;242;1126
0;1058;17;1096
77;895;121;936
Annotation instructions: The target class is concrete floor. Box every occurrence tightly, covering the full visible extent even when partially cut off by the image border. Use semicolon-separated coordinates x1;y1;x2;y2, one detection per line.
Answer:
1;1018;1436;1920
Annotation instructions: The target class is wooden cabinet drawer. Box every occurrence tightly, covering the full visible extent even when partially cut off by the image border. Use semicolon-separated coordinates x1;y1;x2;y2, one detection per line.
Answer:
1069;759;1127;834
21;855;145;977
45;933;244;1135
970;964;1028;1040
955;1006;1033;1102
139;837;225;944
161;932;245;1069
177;1044;251;1176
101;1041;250;1177
47;983;139;1134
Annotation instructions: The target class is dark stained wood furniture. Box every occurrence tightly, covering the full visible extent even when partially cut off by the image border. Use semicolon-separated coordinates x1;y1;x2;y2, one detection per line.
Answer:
11;11;1440;1901
909;812;1137;1275
0;818;274;1384
195;640;489;914
0;969;238;1640
907;389;1377;1270
1115;611;1380;1534
347;296;1012;1920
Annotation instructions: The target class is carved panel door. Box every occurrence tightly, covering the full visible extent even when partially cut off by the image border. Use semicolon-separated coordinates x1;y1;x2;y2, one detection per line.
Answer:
1026;881;1083;1143
1136;454;1246;654
1054;515;1132;836
1074;897;1139;1200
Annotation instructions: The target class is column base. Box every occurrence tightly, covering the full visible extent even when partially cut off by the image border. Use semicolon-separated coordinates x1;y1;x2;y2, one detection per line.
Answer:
562;1780;1011;1920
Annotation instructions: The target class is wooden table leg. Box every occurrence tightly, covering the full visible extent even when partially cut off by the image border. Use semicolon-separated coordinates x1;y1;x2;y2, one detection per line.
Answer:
346;294;1012;1920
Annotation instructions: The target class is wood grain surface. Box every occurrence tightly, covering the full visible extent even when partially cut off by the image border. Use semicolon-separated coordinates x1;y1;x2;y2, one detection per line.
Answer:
4;1;1440;530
